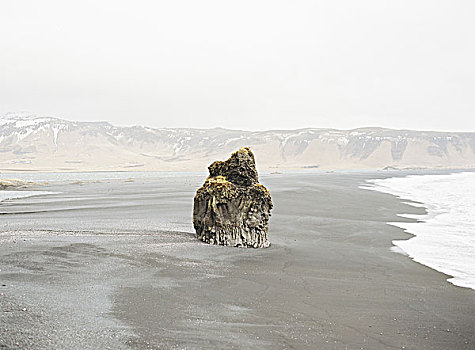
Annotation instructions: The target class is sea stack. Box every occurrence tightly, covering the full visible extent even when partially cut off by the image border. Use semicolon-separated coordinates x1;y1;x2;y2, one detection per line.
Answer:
193;147;272;248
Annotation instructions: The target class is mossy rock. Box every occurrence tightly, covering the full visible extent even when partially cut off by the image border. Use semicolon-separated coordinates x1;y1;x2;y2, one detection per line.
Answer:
193;147;272;248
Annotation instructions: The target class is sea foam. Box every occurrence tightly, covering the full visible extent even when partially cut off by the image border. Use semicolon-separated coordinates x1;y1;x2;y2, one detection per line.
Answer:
364;172;475;290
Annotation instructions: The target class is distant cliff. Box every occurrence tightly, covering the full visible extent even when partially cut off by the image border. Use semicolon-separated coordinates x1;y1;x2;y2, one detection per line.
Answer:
1;113;474;172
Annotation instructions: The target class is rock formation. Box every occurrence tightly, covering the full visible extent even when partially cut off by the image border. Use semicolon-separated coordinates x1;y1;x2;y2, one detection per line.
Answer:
193;147;272;248
0;179;32;190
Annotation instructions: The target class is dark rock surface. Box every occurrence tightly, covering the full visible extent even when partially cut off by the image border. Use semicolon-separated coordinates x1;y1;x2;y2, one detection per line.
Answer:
193;147;272;248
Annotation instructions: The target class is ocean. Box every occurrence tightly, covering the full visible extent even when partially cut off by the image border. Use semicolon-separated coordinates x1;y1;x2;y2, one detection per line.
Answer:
365;171;475;290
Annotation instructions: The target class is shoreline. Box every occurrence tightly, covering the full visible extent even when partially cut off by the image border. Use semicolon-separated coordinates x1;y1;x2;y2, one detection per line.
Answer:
364;172;475;290
0;171;473;349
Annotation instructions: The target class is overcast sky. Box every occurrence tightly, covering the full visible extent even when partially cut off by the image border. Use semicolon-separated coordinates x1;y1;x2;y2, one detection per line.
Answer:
1;0;474;131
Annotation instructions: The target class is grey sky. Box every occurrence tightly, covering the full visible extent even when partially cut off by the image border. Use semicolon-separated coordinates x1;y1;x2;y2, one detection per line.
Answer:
1;0;474;131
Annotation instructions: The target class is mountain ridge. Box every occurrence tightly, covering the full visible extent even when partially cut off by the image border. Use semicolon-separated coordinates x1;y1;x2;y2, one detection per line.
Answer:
1;113;474;172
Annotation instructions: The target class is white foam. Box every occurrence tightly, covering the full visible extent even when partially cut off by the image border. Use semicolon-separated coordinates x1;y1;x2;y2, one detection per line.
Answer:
0;190;58;202
364;172;475;290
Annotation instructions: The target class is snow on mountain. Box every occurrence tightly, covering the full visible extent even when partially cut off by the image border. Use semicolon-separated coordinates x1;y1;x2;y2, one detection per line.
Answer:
1;113;474;172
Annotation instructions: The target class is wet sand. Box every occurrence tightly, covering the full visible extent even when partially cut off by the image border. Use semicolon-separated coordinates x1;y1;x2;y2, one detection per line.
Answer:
0;172;474;349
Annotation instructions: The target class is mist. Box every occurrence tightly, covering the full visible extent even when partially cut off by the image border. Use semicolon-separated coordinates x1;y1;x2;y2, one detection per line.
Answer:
1;0;474;131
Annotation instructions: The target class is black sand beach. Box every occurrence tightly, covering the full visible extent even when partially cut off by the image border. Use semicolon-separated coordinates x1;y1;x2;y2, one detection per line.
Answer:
0;172;474;349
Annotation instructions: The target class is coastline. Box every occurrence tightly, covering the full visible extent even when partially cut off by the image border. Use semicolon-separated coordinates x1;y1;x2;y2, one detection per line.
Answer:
0;171;473;349
363;171;475;290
